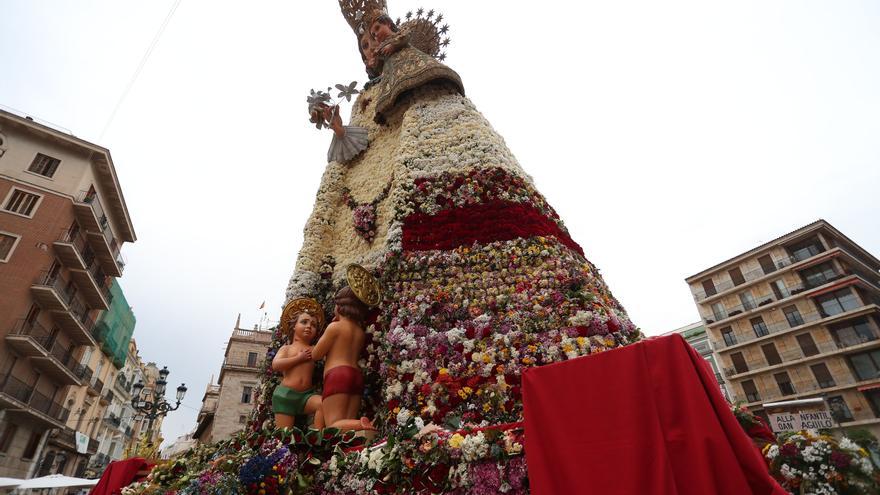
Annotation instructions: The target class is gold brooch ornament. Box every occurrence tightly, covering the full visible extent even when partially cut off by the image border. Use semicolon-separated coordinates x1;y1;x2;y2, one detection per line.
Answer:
281;298;326;338
346;263;381;307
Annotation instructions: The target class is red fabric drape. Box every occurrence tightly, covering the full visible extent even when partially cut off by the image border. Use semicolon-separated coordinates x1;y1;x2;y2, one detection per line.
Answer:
522;334;786;494
89;457;152;495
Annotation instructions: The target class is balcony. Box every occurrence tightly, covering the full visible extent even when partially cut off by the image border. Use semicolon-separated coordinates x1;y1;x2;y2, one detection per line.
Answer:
49;428;99;456
693;246;826;301
67;261;111;310
104;413;122;428
73;191;122;278
741;373;880;406
100;389;114;406
29;271;96;345
87;377;104;397
222;356;262;370
52;229;90;271
114;374;131;398
0;374;70;428
722;334;880;379
702;272;869;328
5;320;83;385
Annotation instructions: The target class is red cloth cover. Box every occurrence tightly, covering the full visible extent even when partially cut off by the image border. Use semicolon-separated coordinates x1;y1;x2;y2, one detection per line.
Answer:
89;457;151;495
522;334;786;495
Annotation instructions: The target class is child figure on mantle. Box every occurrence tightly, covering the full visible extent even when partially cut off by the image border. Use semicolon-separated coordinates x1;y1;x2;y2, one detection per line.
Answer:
369;14;408;61
311;287;374;431
271;301;323;429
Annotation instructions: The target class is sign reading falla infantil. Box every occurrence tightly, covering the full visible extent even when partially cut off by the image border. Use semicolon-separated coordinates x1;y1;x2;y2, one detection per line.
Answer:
768;409;835;433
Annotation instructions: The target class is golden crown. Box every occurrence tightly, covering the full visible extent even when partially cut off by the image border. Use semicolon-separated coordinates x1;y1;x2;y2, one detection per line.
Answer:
281;298;325;339
338;0;388;37
338;2;452;60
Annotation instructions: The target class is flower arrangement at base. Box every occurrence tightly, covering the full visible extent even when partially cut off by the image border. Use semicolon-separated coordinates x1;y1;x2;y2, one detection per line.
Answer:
764;430;879;495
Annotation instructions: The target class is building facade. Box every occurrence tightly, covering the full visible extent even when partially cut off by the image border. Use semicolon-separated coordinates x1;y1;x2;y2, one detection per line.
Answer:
0;108;136;478
686;220;880;437
194;320;271;444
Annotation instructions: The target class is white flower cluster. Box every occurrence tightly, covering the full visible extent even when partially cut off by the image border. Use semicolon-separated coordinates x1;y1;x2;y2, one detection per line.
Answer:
460;431;489;462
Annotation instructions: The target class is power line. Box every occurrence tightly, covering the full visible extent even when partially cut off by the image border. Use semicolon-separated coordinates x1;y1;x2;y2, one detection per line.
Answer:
98;0;183;140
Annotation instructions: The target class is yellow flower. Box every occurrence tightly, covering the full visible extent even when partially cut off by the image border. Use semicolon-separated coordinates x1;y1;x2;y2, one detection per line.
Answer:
576;337;586;347
448;433;464;449
439;368;449;376
483;403;492;412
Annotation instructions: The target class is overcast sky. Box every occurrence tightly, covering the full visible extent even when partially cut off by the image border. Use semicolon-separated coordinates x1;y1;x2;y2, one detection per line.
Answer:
2;1;879;446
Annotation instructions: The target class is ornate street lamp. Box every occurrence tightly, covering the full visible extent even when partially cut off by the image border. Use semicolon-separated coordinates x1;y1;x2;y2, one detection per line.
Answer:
130;366;186;441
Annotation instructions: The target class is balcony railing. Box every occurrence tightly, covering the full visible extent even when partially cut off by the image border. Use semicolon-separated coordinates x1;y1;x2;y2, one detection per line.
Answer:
7;320;84;382
77;191;113;245
723;335;880;377
104;414;122;428
223;356;262;369
713;310;824;350
101;389;114;405
741;373;876;405
0;374;69;423
703;272;853;326
90;377;105;394
693;246;827;301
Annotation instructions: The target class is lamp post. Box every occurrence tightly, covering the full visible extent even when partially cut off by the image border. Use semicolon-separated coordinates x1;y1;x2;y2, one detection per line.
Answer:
131;366;187;445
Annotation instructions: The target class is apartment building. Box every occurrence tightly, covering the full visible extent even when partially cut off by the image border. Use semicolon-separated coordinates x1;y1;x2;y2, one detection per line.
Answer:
194;319;271;444
686;220;880;437
0;108;135;478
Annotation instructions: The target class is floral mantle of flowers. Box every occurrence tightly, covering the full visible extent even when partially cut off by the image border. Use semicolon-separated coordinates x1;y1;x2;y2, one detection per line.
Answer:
121;419;526;495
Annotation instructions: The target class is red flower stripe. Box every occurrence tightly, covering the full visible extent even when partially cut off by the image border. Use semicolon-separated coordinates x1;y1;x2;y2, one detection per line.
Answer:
402;199;584;255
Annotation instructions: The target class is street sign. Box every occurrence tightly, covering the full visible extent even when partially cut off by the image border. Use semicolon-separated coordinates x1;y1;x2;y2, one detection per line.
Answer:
768;409;835;433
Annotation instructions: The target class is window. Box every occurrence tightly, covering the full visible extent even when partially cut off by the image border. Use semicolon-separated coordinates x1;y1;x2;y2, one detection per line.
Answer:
770;280;789;300
865;390;880;418
247;352;258;367
0;422;18;453
22;431;42;459
758;254;777;275
0;232;21;262
810;363;835;388
730;352;749;374
711;303;726;321
829;318;877;348
239;415;246;424
788;237;823;262
739;291;756;311
241;386;253;404
827;396;853;422
801;262;838;288
783;305;804;328
815;288;861;317
27;153;61;178
3;188;41;217
761;343;782;366
702;279;717;297
729;267;746;286
742;380;760;402
773;372;795;396
797;333;819;357
750;317;769;337
848;350;880;381
720;326;736;347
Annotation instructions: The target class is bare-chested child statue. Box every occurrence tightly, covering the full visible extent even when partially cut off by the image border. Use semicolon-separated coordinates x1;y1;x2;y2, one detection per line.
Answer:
271;298;324;429
311;287;374;431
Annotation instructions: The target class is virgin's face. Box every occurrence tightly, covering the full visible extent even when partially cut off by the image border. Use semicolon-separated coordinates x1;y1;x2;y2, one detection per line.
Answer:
292;313;316;343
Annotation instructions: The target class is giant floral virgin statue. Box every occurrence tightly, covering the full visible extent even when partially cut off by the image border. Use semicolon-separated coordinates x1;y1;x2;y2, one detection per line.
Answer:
248;0;643;492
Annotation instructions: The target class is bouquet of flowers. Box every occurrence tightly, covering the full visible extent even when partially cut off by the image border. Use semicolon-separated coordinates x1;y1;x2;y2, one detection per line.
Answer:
764;430;878;494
